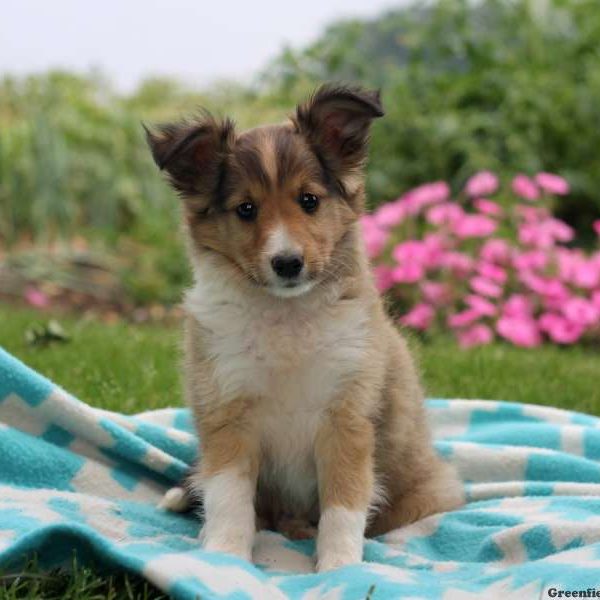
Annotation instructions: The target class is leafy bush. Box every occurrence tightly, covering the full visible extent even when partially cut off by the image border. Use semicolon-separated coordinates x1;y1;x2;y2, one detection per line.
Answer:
0;72;287;246
363;171;600;347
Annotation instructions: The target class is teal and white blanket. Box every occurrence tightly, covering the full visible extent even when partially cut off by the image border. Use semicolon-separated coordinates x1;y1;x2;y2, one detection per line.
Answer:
1;346;600;599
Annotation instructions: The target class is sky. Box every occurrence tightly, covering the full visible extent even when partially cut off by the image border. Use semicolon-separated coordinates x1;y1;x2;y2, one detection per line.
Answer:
0;0;403;91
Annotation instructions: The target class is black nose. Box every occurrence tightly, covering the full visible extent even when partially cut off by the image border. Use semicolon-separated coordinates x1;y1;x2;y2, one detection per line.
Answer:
271;255;304;279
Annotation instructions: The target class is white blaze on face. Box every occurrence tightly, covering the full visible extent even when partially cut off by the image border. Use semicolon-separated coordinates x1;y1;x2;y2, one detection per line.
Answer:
265;224;301;262
263;223;317;297
263;224;316;297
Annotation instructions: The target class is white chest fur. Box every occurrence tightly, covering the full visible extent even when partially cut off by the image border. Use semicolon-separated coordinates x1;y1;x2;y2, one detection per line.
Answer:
185;263;370;509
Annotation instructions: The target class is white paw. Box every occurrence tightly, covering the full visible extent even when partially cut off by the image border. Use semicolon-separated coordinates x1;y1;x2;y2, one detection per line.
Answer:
202;530;254;561
316;507;366;572
317;552;362;572
200;468;256;562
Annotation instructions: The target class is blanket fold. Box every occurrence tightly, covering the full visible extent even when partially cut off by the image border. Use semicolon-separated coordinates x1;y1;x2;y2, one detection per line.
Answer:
1;346;599;599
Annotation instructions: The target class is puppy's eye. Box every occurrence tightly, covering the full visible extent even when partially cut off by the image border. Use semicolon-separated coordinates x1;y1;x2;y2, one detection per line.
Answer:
298;192;319;214
236;201;258;221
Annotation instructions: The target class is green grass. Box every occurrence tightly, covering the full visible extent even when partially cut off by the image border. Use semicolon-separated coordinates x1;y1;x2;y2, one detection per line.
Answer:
0;556;167;600
0;306;181;414
414;335;600;415
0;304;599;597
1;305;598;415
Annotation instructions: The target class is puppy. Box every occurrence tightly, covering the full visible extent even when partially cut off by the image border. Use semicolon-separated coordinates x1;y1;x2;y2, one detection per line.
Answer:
146;84;463;572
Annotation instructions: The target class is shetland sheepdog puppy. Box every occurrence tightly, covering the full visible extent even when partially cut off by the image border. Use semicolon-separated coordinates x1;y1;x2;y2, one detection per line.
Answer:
146;84;463;572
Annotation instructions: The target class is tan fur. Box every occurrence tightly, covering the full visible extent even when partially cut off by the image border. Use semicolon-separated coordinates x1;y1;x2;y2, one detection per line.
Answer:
148;84;464;569
315;402;375;510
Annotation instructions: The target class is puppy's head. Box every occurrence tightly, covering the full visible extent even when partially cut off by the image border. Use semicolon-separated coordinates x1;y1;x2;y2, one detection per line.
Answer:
146;84;383;298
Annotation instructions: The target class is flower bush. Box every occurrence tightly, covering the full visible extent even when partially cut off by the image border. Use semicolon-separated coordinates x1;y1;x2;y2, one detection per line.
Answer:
362;172;600;348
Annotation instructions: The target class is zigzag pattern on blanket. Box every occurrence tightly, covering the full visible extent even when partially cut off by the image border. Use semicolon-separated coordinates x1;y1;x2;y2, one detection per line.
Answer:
1;345;600;599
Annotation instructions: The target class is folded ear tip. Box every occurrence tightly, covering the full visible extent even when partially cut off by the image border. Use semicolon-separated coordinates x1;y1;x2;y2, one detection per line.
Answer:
369;88;385;117
310;83;385;117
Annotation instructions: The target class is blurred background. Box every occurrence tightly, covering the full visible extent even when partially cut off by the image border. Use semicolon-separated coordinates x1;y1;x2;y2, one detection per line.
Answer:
1;0;599;413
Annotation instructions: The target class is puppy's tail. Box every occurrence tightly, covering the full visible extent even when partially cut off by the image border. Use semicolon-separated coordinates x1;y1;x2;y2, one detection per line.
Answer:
158;465;202;513
158;486;193;512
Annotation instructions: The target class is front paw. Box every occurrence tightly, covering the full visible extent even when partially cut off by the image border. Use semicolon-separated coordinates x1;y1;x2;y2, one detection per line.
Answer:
201;529;254;561
317;553;362;572
316;507;365;572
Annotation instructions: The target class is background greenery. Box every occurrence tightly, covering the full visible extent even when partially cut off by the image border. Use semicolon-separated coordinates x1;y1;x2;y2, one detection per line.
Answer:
3;305;599;414
2;0;600;308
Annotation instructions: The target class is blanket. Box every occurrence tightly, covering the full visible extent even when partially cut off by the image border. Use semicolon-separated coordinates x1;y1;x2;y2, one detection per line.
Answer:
1;345;600;599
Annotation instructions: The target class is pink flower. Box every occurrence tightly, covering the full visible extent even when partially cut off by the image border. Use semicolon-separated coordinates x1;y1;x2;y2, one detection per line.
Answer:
512;174;540;200
465;171;499;197
24;286;49;308
538;312;562;334
535;172;570;195
393;238;444;271
518;219;573;248
421;281;451;305
393;240;428;265
470;276;503;298
447;309;480;328
372;265;395;293
518;222;553;248
480;239;511;264
452;214;497;239
556;248;579;282
465;294;497;317
403;182;450;215
392;263;424;283
373;201;406;228
441;252;474;277
477;262;507;284
421;233;447;269
457;324;493;348
592;290;600;311
561;297;599;326
474;198;503;217
572;260;600;289
513;250;548;271
540;314;585;344
547;218;574;243
361;216;389;259
400;303;435;331
519;272;569;301
426;202;464;226
516;205;549;223
497;316;542;347
503;294;534;318
594;220;600;236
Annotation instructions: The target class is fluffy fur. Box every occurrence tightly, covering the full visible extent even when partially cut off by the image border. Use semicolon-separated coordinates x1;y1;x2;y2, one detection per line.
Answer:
147;84;464;572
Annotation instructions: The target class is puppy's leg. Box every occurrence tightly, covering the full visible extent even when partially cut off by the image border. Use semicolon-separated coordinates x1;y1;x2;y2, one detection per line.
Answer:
367;339;464;537
315;403;375;572
193;402;259;561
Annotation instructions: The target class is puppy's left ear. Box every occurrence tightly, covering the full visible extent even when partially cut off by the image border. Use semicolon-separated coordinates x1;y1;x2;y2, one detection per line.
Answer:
294;84;384;180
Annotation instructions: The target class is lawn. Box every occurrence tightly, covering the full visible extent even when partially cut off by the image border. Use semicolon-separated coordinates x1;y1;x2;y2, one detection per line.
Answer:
0;304;599;597
1;305;599;415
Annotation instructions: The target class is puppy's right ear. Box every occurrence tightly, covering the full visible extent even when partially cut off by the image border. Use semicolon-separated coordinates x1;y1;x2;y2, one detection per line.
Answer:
145;113;235;213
